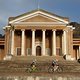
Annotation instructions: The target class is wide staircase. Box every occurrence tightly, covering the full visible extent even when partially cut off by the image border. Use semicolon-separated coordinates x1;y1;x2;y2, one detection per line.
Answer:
0;56;80;73
11;56;65;62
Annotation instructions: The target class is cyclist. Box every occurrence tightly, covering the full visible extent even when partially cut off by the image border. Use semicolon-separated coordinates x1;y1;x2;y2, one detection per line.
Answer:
52;59;58;67
48;60;62;72
30;59;37;71
31;59;37;67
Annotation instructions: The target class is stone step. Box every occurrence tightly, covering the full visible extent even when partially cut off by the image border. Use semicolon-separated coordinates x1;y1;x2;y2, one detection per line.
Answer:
0;56;80;73
11;56;65;62
0;59;80;72
11;56;80;66
0;60;80;72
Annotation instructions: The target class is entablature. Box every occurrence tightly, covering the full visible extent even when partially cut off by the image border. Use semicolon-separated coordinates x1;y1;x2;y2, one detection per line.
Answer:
14;25;67;30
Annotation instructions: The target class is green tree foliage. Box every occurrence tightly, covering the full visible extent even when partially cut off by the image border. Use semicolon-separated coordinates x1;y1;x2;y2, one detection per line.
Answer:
69;22;80;38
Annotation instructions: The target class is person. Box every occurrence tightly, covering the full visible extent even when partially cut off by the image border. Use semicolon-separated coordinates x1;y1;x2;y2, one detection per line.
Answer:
52;60;57;67
31;59;37;67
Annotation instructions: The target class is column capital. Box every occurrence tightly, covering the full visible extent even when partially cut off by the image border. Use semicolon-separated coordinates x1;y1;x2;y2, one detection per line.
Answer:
63;29;68;32
42;29;46;31
11;29;15;32
52;29;56;31
70;28;73;31
21;29;25;31
31;29;36;31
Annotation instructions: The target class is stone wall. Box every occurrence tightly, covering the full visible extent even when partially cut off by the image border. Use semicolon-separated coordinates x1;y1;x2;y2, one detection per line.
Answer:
0;75;80;80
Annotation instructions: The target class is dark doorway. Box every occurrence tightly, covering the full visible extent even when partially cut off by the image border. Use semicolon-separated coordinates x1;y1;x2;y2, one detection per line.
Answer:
17;48;21;56
73;46;79;60
36;46;41;56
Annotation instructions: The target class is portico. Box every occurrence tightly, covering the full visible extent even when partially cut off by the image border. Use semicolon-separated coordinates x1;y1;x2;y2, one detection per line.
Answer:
9;28;69;57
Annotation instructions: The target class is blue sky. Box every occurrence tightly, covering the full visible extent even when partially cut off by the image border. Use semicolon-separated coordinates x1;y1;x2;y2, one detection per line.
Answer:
0;0;80;34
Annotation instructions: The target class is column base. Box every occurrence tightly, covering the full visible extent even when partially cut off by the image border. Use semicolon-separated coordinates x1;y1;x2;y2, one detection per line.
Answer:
21;54;25;56
52;54;56;56
65;55;76;61
32;55;36;56
71;58;76;61
4;54;13;60
65;55;71;61
42;55;45;56
42;55;48;56
32;51;36;56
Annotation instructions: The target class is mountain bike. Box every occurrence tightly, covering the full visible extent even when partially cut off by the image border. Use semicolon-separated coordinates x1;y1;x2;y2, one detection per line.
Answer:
25;65;39;73
48;64;63;73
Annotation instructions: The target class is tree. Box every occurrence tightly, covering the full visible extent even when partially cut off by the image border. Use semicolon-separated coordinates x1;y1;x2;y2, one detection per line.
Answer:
69;22;80;38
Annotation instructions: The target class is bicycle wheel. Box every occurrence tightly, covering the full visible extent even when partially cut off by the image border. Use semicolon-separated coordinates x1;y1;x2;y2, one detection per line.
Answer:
56;67;63;72
29;68;33;73
25;68;29;72
48;66;54;73
34;68;39;72
25;68;32;73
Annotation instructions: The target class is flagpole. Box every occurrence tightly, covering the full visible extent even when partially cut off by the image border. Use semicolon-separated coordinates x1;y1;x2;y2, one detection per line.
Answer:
37;0;40;10
36;0;40;10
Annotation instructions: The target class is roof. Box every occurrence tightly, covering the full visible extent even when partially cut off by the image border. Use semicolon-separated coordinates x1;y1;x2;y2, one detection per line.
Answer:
9;9;69;22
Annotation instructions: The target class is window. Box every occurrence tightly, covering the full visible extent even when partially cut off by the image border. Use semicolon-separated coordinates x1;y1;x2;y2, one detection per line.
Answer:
46;48;50;56
27;48;31;56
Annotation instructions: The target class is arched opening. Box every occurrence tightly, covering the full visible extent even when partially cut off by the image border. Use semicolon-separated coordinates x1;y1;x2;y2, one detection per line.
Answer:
36;46;41;56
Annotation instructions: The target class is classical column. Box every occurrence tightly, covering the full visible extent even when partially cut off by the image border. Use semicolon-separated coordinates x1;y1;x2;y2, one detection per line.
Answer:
42;30;46;56
11;30;14;55
32;30;36;56
63;30;67;55
52;30;56;56
79;46;80;59
21;29;25;56
70;29;74;60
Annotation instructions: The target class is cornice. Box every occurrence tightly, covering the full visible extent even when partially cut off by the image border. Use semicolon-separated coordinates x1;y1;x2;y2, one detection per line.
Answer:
11;22;67;26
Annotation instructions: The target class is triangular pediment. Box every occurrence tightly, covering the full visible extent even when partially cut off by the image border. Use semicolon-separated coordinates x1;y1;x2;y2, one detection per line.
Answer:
9;9;69;24
22;15;61;22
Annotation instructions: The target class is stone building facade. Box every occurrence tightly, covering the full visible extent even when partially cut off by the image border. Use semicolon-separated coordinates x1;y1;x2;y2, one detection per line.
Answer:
0;9;80;60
